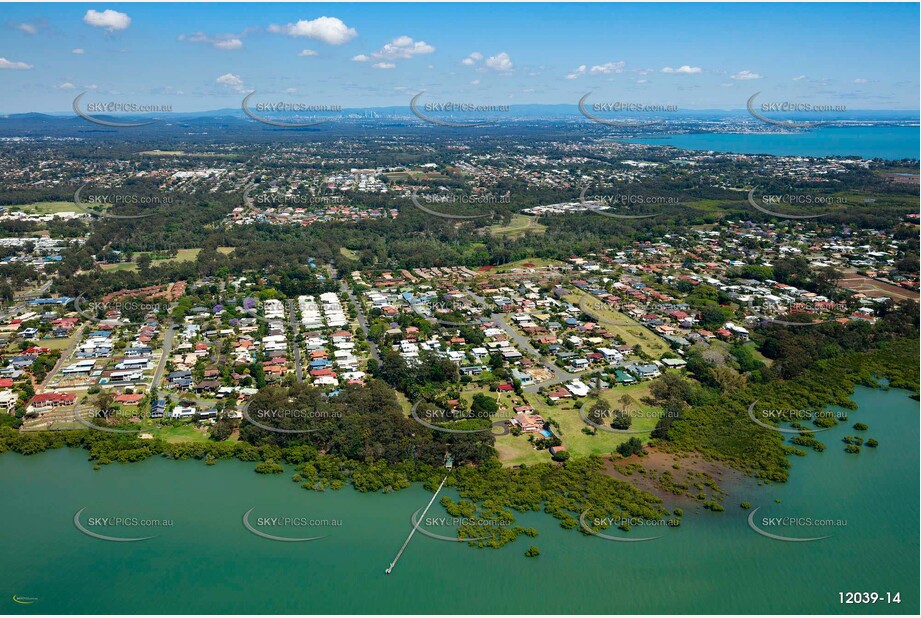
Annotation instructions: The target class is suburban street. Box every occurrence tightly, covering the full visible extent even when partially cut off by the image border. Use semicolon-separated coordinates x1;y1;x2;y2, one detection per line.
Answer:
285;298;304;382
150;325;176;390
465;291;578;393
339;280;381;362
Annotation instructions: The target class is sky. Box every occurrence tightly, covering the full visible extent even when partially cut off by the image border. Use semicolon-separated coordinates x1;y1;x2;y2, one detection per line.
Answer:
1;3;919;113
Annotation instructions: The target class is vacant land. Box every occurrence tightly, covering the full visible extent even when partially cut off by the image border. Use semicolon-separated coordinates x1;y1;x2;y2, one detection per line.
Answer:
566;290;671;358
492;257;565;273
838;272;919;302
101;247;234;271
7;201;78;215
488;214;546;238
339;247;360;261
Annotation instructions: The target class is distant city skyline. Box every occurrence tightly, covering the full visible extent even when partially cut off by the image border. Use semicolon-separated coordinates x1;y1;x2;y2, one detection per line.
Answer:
1;3;919;113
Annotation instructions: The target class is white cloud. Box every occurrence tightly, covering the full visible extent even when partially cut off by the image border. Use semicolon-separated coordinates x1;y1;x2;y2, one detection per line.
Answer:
566;65;586;80
16;23;38;35
461;52;483;66
179;33;243;50
56;82;76;90
590;61;625;74
731;70;762;80
297;49;318;57
661;65;701;74
634;68;653;76
83;9;131;32
214;38;243;50
485;52;513;72
0;57;33;70
215;73;245;92
267;16;357;45
471;79;480;85
72;48;85;54
352;36;434;68
636;79;648;84
363;36;435;65
854;78;867;84
792;75;806;81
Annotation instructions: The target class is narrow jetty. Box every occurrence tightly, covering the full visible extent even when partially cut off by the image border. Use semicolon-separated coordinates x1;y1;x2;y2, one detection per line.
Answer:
385;474;449;574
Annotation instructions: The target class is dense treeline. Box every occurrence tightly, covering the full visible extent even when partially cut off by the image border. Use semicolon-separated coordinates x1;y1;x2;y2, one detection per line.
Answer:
654;337;919;481
238;380;495;467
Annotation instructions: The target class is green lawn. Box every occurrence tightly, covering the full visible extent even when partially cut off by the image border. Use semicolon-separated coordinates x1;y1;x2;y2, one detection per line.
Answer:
40;336;77;351
493;257;566;273
519;381;662;459
488;215;546;238
7;201;78;214
451;379;665;466
566;290;671;359
142;422;213;443
339;247;360;261
101;247;234;271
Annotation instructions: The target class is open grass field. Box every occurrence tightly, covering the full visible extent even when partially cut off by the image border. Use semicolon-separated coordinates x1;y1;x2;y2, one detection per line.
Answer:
488;214;547;238
339;247;360;261
143;422;214;443
451;380;665;466
7;201;79;215
520;381;662;458
566;290;672;359
101;247;234;271
39;336;77;351
138;150;240;160
492;257;565;274
838;271;919;302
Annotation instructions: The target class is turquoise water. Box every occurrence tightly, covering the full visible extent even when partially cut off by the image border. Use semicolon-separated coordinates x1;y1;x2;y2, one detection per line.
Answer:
1;386;917;614
627;126;920;160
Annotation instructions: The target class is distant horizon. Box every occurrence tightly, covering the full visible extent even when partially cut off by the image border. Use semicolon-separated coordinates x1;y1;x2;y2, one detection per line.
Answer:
4;104;920;118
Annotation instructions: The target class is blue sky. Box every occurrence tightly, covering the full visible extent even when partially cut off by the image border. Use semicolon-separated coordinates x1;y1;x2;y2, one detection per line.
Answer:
1;3;918;113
